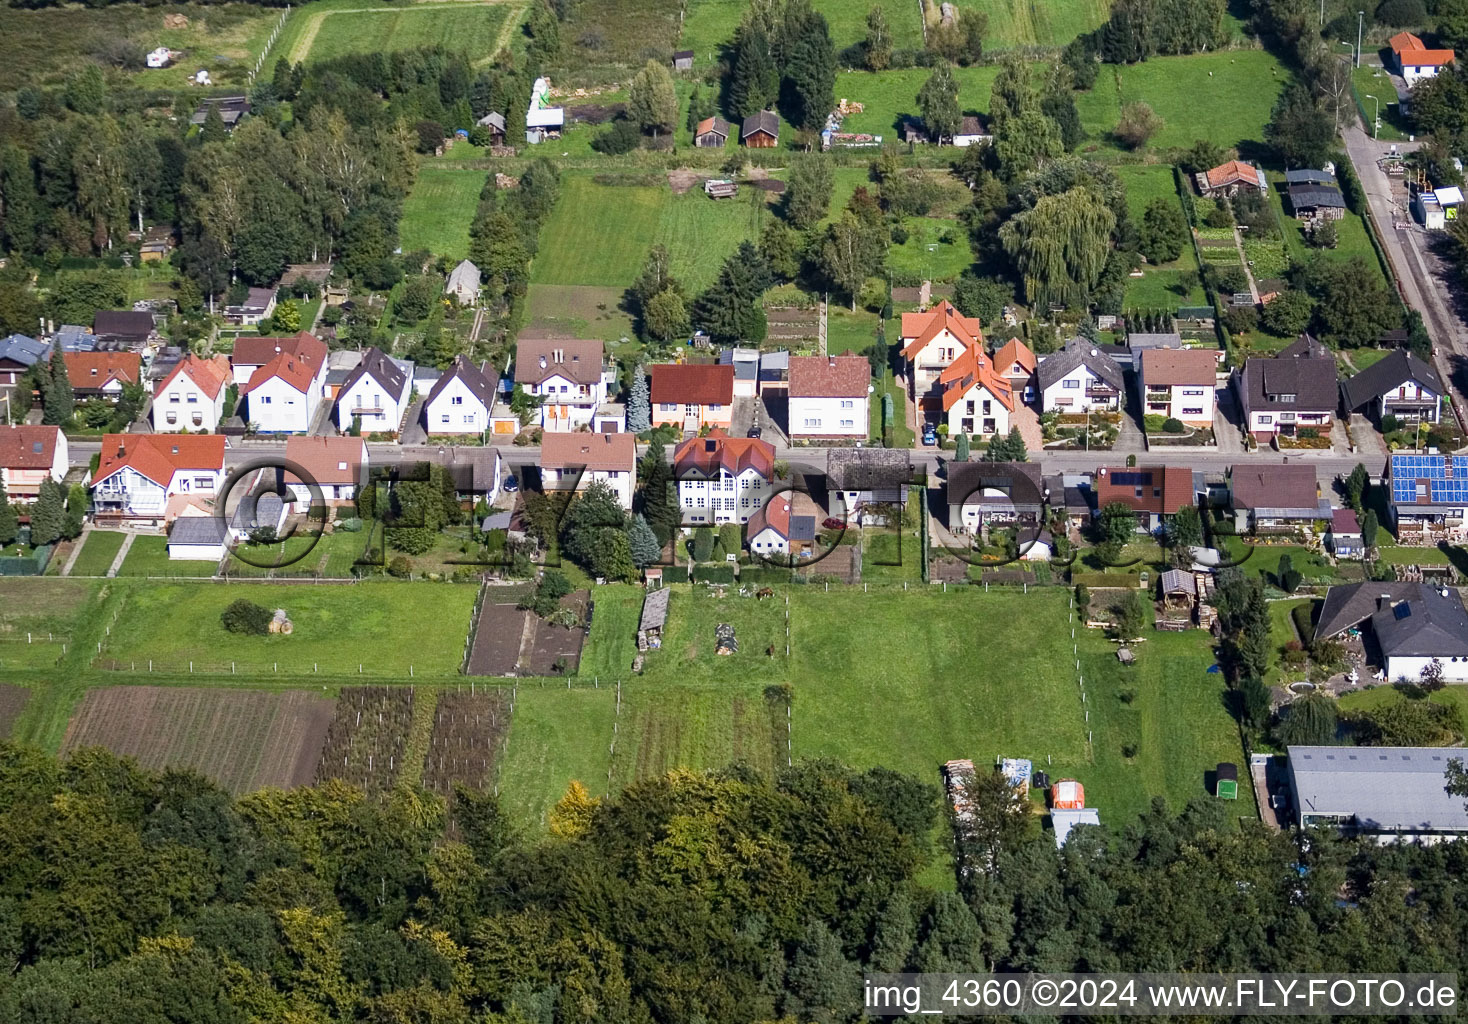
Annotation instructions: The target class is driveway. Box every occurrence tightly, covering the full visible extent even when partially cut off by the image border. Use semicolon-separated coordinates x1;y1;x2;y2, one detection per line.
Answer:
398;398;427;445
1348;413;1387;460
1213;386;1246;454
1011;404;1043;454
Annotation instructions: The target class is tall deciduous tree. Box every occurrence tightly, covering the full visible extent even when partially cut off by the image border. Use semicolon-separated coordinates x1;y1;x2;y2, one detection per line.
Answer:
643;288;690;343
784;153;835;229
999;186;1115;309
1265;84;1337;169
1138;196;1187;264
818;212;884;311
628;60;678;137
864;6;893;70
917;65;961;143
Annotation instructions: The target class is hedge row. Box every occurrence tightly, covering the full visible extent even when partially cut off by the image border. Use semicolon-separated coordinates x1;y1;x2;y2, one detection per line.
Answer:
740;566;793;584
693;565;735;584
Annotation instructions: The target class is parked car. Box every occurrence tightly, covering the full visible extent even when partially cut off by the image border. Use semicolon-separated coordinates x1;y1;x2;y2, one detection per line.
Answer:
821;517;845;531
503;475;519;493
921;423;937;446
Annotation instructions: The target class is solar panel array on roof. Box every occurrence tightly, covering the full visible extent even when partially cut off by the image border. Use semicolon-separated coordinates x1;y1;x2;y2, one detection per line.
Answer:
1109;471;1148;486
1391;454;1468;504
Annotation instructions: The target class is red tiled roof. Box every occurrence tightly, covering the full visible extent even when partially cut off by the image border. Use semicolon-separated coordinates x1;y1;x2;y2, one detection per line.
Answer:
539;431;636;472
242;351;318;395
155;353;231;400
1389;31;1425;54
0;425;61;470
1095;465;1194;516
899;300;983;359
285;436;366;486
1205;160;1262;189
673;428;774;479
1399;48;1455;66
63;351;140;390
94;433;226;488
230;331;327;369
993;337;1037;376
649;363;735;406
938;348;1014;412
788;355;869;398
1140;347;1217;386
1332;508;1361;533
748;493;791;539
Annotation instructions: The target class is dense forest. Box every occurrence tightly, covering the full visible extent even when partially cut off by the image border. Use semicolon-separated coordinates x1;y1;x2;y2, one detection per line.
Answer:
1;743;1467;1023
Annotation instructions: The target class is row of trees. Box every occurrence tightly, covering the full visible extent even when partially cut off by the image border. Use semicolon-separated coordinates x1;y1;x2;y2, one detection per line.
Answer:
4;742;1468;1024
727;0;837;130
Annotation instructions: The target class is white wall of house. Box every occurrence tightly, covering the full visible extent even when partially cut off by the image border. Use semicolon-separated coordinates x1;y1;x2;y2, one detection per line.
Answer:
789;394;867;438
531;371;608;432
748;525;789;555
1378;381;1442;423
943;384;1010;437
169;539;226;561
1403;64;1446;85
154;376;224;433
1245;407;1332;435
1143;383;1216;427
425;377;490;435
93;465;223;517
247;377;321;433
1041;366;1117;412
542;466;633;509
904;332;967;397
232;362;263;386
337;375;409;432
677;468;771;524
1387;655;1468;683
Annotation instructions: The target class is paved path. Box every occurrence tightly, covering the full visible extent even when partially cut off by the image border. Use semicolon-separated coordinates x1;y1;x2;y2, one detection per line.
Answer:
58;525;92;577
1233;226;1261;304
1010;405;1043;451
105;533;135;578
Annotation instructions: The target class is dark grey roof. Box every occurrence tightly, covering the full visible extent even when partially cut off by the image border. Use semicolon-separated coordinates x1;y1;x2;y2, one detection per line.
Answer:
639;586;670;631
426;353;498;411
168;516;229;547
0;334;47;367
741;110;779;138
339;346;407;400
827;448;911;491
673;49;694;59
1287;745;1468;833
1285;168;1337;186
1127;332;1182;351
947;462;1045;511
476;111;506;131
1340;349;1445;412
1277;333;1331;360
790;515;817;541
231;492;284;531
1043;473;1096;515
93;310;154;339
1035;338;1124;393
1240;351;1339;414
1288;183;1347;211
1371;586;1468;659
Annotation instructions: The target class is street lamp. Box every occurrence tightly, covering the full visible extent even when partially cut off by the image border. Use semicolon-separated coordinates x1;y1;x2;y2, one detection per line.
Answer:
1365;93;1380;138
1356;10;1364;68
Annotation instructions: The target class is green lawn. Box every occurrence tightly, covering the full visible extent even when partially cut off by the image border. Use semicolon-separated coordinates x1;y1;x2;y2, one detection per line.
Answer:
531;175;766;294
1267;597;1315;686
1352;64;1408;142
497;685;619;826
99;581;478;676
1374;543;1454;565
1117;165;1206;310
1264;170;1390;289
399;167;489;261
833;66;1004;137
1077;51;1289;157
971;0;1111;47
68;531;127;578
870;364;916;448
116;536;219;579
679;0;924;58
887;215;974;280
279;0;519;65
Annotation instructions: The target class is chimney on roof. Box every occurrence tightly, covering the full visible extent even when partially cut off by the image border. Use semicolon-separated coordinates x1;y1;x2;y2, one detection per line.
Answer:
828;356;835;368
539;355;547;369
116;440;125;457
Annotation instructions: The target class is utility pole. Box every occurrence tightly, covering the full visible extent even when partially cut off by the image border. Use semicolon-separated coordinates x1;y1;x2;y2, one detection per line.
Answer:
1366;94;1380;138
1356;11;1364;68
1320;0;1324;26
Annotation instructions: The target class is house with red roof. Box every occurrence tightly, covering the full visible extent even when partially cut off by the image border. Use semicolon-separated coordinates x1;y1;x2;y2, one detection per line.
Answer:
938;347;1014;438
993;337;1037;402
0;425;67;500
153;353;232;433
746;492;818;559
898;300;984;403
539;431;637;509
91;433;227;522
240;341;328;434
1390;31;1454;84
649;363;736;432
229;331;326;386
1197;160;1267;197
1095;465;1197;533
283;435;368;505
62;351;141;402
788;355;870;441
672;429;776;525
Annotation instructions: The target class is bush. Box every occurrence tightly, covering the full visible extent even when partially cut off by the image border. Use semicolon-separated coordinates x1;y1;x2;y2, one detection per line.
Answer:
1162;417;1184;433
335;517;363;533
1380;414;1399;433
693;564;735;584
387;555;413;578
692;526;714;562
592;119;642;155
890;224;910;245
661;565;689;582
1375;0;1426;25
220;599;272;635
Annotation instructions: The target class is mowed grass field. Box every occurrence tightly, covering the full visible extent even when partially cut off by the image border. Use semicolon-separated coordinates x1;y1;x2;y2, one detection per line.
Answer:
400;167;488;261
1077;50;1289;156
971;0;1110;48
281;0;522;65
678;0;924;59
99;581;477;676
0;578;93;672
1117;164;1207;309
531;175;768;293
834;66;1003;136
68;530;127;578
495;584;1249;830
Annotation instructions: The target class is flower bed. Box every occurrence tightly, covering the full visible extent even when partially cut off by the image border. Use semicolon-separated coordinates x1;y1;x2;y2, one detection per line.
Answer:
1277;433;1331;450
1147;427;1217;446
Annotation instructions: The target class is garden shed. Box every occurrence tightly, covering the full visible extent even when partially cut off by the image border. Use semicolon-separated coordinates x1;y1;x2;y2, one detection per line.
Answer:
637;587;669;651
1216;761;1239;799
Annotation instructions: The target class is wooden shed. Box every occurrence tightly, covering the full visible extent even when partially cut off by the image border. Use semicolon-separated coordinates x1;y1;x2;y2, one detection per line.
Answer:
672;49;694;70
1216;761;1238;800
694;116;731;148
741;110;779;148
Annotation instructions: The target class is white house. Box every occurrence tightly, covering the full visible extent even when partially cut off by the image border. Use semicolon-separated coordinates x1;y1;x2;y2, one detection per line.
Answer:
166;516;229;562
1035;339;1125;413
0;425;68;501
899;300;984;402
283;435;367;506
746;493;818;559
1316;582;1468;684
91;434;227;523
445;259;481;306
335;347;412;434
938;348;1013;437
952;114;991;147
672;430;776;525
229;331;326;387
538;431;636;510
1138;348;1218;428
788;355;870;441
1341;349;1445;426
424;355;501;436
513;338;611;432
152;354;231;433
1391;31;1455;85
241;352;326;433
526;77;564;144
